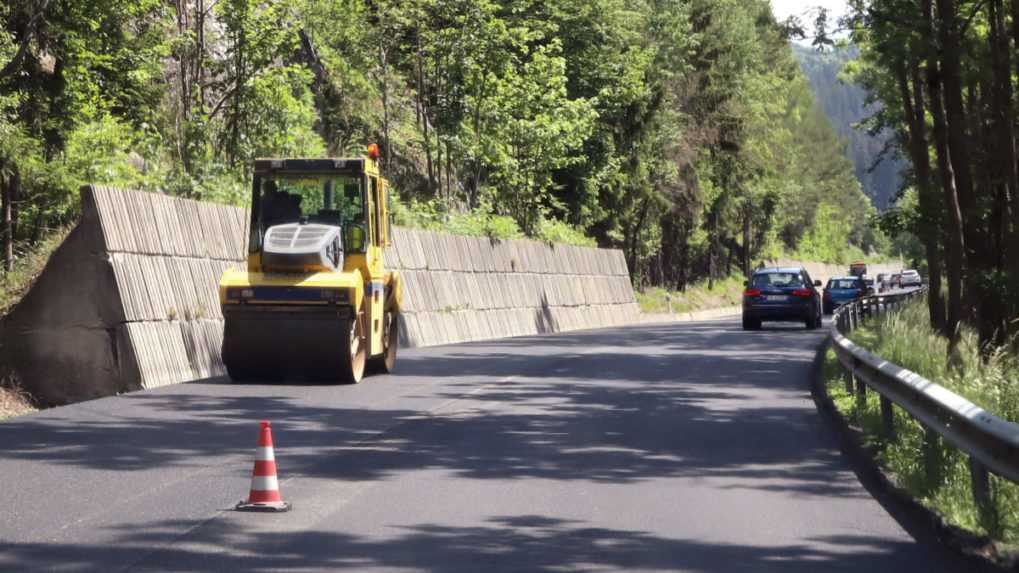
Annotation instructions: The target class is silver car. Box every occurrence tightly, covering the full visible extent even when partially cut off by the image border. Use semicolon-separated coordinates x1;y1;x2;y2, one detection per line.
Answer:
900;269;922;287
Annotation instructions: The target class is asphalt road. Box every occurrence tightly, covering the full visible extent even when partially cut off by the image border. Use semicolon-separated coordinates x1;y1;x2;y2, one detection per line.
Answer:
0;317;970;572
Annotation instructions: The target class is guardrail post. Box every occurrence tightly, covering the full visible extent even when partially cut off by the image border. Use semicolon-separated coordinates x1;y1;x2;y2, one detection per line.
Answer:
879;395;895;439
922;428;941;489
968;457;997;533
843;361;855;393
854;359;866;398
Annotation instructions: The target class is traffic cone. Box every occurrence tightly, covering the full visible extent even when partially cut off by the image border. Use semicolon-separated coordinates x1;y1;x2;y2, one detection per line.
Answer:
236;420;291;512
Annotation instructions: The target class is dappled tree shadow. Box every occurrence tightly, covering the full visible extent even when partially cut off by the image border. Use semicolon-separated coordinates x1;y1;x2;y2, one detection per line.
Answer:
0;319;974;571
0;514;969;572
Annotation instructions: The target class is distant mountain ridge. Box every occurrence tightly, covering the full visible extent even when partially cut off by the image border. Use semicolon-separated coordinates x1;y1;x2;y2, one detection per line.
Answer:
792;44;902;209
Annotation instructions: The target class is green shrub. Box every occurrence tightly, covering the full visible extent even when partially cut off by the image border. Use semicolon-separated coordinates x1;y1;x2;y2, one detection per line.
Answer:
1;226;73;317
391;194;596;247
636;275;745;314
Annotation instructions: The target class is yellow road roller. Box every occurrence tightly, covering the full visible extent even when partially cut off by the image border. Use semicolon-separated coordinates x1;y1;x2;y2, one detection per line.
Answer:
219;146;401;383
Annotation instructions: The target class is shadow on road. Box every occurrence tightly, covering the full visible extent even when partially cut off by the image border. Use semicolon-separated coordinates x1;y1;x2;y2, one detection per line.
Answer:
0;318;974;571
1;514;943;572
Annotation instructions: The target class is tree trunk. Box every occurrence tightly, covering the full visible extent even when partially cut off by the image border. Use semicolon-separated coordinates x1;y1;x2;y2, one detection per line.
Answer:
924;0;966;342
742;203;751;278
379;45;391;172
936;0;981;293
982;0;1015;347
415;42;435;195
900;56;945;330
3;169;15;273
626;198;650;285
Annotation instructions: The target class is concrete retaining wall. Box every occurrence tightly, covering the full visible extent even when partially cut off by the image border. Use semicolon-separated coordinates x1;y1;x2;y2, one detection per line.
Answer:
385;228;636;347
0;186;637;405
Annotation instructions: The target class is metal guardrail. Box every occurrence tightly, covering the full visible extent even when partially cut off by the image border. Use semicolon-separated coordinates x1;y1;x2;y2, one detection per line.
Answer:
829;288;1019;519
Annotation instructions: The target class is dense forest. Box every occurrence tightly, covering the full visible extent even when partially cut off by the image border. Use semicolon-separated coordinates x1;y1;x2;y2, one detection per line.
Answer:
793;43;903;209
0;0;879;292
846;0;1019;349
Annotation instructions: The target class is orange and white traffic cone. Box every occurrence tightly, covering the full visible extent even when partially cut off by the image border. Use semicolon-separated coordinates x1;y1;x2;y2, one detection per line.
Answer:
236;420;291;512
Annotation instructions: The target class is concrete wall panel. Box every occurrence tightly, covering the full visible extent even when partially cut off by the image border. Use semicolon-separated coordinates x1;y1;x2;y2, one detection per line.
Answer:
4;186;642;404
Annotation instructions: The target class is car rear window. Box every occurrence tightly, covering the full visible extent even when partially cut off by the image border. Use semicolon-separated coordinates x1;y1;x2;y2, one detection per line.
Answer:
827;279;862;289
751;272;804;288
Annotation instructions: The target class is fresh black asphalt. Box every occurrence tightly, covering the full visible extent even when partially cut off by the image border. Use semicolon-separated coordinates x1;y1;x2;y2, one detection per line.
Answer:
0;318;970;571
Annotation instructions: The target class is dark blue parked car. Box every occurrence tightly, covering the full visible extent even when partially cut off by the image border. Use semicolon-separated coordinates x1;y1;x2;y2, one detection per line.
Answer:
742;267;822;330
822;276;868;315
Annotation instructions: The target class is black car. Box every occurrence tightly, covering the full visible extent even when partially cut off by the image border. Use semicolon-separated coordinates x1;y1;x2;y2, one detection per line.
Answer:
742;267;823;330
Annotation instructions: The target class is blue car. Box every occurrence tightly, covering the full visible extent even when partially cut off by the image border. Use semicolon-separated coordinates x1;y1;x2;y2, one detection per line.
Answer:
823;276;868;315
742;267;823;330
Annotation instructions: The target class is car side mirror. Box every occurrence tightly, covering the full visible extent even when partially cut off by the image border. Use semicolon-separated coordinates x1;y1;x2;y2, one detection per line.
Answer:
743;280;749;287
814;280;821;287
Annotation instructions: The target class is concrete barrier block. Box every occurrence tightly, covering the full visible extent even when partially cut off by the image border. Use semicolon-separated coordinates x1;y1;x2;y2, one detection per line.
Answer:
487;273;504;310
515;242;529;273
148;194;175;256
403;269;423;309
466;272;485;311
446;235;464;272
432;270;450;312
441;312;456;345
399;271;418;312
466;236;482;273
398;312;417;348
422;272;442;312
417;230;436;270
484;310;498;339
436;232;454;271
129;322;192;389
534;242;549;274
490;273;507;310
180;319;226;379
459;236;476;272
395;227;416;269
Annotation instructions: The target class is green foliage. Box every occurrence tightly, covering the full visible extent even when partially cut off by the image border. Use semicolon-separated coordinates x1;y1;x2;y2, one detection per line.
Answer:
0;226;74;317
0;0;882;294
390;195;523;241
794;203;865;263
535;218;596;247
636;274;745;314
824;299;1019;542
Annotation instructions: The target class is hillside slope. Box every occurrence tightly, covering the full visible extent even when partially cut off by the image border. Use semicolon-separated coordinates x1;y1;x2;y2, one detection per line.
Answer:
793;44;903;209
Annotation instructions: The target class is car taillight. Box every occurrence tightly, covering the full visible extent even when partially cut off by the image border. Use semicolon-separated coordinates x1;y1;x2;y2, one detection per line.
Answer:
791;288;812;297
743;288;761;297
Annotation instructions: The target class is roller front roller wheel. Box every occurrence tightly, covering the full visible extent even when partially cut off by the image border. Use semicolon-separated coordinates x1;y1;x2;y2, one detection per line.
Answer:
368;311;399;374
336;310;367;384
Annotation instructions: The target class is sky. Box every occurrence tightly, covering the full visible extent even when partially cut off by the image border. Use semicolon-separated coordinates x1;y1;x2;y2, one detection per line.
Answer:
770;0;850;26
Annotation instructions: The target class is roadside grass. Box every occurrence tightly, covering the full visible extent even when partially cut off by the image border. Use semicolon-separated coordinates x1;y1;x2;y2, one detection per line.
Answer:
823;298;1019;545
0;226;73;317
0;375;37;421
636;275;744;315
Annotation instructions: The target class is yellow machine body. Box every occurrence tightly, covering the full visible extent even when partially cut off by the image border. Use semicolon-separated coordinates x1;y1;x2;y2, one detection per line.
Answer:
218;154;402;383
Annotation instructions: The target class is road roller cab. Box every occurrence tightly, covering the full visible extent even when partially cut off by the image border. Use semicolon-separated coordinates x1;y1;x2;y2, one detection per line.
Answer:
219;147;401;383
